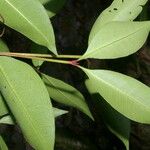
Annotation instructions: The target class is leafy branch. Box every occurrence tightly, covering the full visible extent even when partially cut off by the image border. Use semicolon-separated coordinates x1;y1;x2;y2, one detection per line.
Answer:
0;52;80;65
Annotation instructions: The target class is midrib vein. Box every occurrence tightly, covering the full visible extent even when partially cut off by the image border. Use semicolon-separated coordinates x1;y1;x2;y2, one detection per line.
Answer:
0;66;45;148
44;75;87;111
85;26;147;58
86;69;150;111
5;0;49;44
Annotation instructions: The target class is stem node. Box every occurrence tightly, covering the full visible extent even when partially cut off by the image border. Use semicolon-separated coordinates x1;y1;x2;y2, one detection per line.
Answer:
69;60;79;66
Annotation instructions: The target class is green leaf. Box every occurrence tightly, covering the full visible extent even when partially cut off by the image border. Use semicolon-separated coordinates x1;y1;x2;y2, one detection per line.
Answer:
0;0;57;54
0;94;8;117
42;74;93;120
91;94;130;150
81;67;150;124
80;21;150;60
0;136;8;150
0;115;14;125
0;107;67;126
0;40;9;117
40;0;66;18
0;57;55;150
0;40;9;52
89;0;148;43
53;108;68;118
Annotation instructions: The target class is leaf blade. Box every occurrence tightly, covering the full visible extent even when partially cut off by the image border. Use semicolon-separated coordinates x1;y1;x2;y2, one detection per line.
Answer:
81;67;150;124
80;21;150;60
0;94;8;117
53;108;68;118
0;107;68;126
0;40;9;117
0;56;55;150
0;40;9;52
42;74;93;120
0;115;14;125
89;0;148;43
0;0;57;54
0;136;8;150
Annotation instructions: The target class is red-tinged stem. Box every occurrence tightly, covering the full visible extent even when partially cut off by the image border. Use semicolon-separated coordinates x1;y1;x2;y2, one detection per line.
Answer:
68;60;79;66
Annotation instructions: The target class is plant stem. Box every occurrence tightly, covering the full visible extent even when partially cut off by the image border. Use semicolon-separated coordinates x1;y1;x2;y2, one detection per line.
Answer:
0;52;81;59
0;53;72;65
30;57;70;64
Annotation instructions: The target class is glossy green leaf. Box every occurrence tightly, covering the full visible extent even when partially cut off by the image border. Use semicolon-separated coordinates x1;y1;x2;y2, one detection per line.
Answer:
80;21;150;60
53;108;68;118
91;94;130;150
0;40;9;52
0;115;14;125
0;136;8;150
40;0;66;18
0;57;55;150
89;0;148;43
81;67;150;124
0;94;8;117
0;0;57;54
42;74;93;120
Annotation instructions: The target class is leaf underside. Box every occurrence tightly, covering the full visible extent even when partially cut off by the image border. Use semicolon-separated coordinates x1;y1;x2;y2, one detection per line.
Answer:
42;74;93;120
81;67;150;124
0;56;55;150
0;0;57;54
89;0;148;43
0;135;8;150
80;21;150;60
